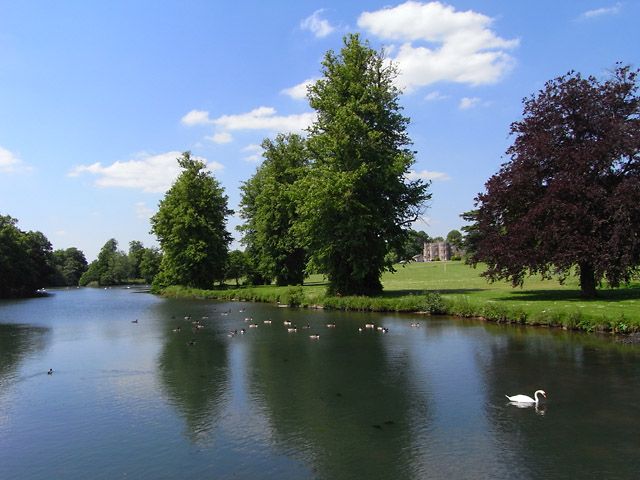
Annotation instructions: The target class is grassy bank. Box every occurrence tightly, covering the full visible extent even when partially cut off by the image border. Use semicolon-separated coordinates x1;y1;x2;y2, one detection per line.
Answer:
160;262;640;334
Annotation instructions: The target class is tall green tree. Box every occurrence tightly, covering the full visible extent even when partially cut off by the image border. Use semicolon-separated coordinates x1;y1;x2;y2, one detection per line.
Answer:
128;240;145;279
239;133;309;285
295;34;430;295
151;152;232;289
80;238;131;286
225;249;247;286
50;247;88;286
469;65;640;297
139;247;162;284
0;215;53;297
446;230;463;249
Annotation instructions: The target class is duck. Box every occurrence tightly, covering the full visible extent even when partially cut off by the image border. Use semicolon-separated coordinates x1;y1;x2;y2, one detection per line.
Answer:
283;320;292;326
249;323;259;328
326;323;336;328
505;390;547;404
131;319;138;324
172;326;182;332
287;327;298;333
47;368;53;375
309;334;320;340
410;322;421;328
263;319;272;324
365;323;375;329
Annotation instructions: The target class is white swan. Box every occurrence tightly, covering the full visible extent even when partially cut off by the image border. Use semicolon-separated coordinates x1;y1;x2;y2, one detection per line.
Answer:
505;390;546;404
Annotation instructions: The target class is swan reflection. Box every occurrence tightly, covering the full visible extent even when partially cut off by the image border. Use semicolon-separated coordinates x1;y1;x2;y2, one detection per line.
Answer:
507;401;547;415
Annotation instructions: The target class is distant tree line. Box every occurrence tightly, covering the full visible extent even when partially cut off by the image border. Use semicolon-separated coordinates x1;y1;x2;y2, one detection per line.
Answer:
0;213;165;297
79;239;161;287
1;214;88;297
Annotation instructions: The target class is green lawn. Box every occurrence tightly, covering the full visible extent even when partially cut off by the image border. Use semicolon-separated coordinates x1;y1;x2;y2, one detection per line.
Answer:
379;262;640;329
162;261;640;333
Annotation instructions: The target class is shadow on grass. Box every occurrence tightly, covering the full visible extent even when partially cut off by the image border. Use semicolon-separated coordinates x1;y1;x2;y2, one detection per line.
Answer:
380;288;484;298
499;286;640;303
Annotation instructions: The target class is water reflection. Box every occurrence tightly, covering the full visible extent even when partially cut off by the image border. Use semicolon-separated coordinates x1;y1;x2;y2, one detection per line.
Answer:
157;308;229;445
0;323;50;391
480;326;640;478
506;401;547;416
3;290;640;479
243;311;427;480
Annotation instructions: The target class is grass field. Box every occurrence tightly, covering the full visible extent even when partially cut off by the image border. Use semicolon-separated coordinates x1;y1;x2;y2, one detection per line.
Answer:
161;261;640;334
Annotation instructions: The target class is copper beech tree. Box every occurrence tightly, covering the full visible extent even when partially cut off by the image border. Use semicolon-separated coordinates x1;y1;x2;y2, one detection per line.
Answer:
469;65;640;297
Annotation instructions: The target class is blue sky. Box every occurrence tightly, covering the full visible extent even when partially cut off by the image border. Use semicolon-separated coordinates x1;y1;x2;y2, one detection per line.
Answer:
1;1;638;260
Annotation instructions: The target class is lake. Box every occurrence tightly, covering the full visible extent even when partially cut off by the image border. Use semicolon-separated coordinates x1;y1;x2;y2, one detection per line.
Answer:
1;287;639;479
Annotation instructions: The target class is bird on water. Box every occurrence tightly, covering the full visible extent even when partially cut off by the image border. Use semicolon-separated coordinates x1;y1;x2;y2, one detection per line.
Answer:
505;390;546;404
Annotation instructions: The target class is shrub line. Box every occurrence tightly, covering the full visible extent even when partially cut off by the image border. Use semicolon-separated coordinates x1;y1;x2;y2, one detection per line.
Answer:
157;285;639;336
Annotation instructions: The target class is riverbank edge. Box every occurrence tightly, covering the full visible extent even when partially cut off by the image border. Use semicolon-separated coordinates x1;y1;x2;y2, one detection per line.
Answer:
157;285;640;337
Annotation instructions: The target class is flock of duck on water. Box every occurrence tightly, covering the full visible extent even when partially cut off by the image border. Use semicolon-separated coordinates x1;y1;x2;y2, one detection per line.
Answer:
169;308;405;342
45;307;543;408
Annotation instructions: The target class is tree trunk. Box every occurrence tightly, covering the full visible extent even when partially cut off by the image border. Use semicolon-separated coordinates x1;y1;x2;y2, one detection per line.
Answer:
579;261;597;298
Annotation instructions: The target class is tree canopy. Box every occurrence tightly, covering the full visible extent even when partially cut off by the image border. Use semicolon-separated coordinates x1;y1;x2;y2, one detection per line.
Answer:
468;65;640;297
49;247;88;286
295;34;430;295
0;215;54;297
151;152;232;289
239;133;309;285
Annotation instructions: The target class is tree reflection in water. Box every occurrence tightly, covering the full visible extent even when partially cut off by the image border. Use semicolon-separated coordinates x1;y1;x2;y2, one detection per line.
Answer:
244;312;427;480
479;327;640;478
0;323;50;394
158;316;229;445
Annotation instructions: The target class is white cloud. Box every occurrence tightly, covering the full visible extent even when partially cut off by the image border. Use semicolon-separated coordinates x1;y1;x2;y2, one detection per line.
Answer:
357;1;518;91
580;3;621;19
459;96;481;109
301;10;335;38
242;144;263;163
424;90;449;101
406;169;451;181
207;132;233;144
68;151;224;193
181;109;214;126
281;78;317;100
135;202;154;219
212;106;316;133
0;146;30;173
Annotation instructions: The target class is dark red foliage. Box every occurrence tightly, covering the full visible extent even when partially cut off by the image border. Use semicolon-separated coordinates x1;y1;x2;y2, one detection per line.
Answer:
470;65;640;297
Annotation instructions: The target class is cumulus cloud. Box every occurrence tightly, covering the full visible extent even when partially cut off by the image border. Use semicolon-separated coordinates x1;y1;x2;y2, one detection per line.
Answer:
281;78;317;100
301;10;335;38
459;96;481;109
0;146;30;173
135;202;154;219
579;3;621;19
212;106;316;133
424;90;449;101
406;169;451;181
357;1;518;91
68;151;223;193
242;144;263;163
207;132;233;144
181;109;214;126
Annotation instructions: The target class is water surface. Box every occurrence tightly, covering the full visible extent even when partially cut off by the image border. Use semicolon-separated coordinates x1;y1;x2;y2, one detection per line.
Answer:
1;287;639;479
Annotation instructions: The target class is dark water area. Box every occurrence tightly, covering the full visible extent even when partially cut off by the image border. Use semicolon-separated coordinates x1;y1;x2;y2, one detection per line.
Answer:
1;287;639;479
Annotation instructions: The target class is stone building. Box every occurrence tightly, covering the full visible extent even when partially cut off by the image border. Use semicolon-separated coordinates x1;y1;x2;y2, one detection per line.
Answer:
413;241;461;262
